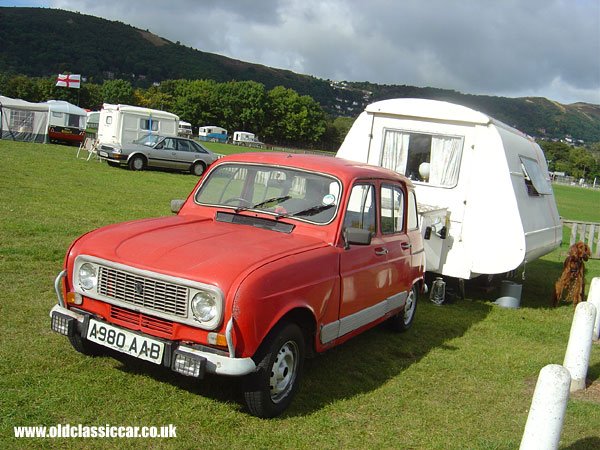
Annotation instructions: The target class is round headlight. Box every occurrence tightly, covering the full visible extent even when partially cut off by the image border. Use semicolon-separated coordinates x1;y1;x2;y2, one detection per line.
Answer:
79;263;97;290
191;292;217;322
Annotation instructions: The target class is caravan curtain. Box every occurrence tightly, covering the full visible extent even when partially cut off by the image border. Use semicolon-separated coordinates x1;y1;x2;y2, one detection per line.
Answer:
430;135;463;186
381;130;409;173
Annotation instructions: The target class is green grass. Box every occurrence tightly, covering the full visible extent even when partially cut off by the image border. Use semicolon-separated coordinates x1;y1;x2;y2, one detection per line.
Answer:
1;140;599;449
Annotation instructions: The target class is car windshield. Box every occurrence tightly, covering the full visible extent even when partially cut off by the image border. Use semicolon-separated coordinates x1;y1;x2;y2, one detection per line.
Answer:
133;135;162;146
195;163;342;224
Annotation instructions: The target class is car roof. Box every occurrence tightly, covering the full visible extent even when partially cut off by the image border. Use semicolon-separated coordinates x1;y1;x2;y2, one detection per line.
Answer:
215;152;411;186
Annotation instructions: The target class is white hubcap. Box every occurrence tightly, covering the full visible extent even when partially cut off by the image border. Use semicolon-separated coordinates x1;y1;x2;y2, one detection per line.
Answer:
270;341;298;403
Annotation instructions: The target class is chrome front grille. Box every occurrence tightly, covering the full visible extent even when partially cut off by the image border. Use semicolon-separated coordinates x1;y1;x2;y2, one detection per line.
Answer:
97;266;188;317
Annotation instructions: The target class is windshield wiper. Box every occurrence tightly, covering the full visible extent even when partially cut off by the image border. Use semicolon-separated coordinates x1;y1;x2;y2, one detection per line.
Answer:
291;204;334;217
252;196;291;209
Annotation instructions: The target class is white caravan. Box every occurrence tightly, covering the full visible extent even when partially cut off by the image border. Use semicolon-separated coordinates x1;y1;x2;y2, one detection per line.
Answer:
97;103;179;146
46;100;88;144
232;131;264;148
336;98;562;280
178;120;193;137
198;125;227;142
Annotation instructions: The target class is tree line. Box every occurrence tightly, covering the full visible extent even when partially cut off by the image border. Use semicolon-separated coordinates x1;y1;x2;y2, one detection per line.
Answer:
538;140;600;181
0;74;354;151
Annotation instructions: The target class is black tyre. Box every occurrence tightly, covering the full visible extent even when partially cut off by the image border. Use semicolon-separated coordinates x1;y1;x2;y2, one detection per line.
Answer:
68;333;104;356
243;322;305;418
389;284;418;332
128;155;146;171
191;162;206;176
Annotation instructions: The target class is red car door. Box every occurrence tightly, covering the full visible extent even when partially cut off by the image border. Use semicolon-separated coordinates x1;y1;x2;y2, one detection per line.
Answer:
338;183;391;322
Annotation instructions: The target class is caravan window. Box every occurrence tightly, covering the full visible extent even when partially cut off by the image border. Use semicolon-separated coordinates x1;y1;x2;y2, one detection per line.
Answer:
141;119;159;131
381;130;464;187
67;114;80;128
520;156;553;196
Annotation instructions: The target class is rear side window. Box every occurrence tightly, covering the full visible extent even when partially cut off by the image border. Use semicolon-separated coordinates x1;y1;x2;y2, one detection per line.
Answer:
407;190;419;230
381;184;405;234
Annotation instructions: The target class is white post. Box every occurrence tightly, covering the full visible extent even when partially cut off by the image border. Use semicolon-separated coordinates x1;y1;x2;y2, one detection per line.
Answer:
563;302;596;392
520;364;571;450
589;278;600;341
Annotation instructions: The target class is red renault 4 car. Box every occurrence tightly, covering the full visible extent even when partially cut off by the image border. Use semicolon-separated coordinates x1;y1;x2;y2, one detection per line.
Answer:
50;152;425;418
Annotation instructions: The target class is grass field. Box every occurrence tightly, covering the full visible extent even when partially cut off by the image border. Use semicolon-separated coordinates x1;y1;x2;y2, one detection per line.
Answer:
1;140;599;449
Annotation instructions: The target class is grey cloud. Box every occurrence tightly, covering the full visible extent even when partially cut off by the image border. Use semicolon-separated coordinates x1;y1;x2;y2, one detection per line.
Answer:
45;0;599;103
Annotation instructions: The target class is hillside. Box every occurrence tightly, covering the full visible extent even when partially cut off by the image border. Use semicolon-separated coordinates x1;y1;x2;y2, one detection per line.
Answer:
1;6;599;142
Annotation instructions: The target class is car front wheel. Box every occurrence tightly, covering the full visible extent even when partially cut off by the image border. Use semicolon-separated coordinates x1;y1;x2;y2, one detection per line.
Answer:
243;322;305;418
128;155;146;171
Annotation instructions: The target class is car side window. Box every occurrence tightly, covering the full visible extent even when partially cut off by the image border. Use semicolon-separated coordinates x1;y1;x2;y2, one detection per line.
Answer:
407;190;419;230
343;183;376;235
381;184;405;234
163;138;176;150
191;141;208;153
177;140;191;152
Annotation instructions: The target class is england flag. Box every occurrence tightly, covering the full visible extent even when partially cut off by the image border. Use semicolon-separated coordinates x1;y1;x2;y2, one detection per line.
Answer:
56;74;81;89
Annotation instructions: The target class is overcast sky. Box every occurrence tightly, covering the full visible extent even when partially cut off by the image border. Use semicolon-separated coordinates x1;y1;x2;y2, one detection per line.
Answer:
3;0;599;104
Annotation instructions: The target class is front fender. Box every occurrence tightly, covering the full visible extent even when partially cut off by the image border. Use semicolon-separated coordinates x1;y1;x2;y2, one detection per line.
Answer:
230;247;340;358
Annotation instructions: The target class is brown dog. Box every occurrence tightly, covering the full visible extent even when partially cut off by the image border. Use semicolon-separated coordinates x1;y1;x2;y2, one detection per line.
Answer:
551;241;591;308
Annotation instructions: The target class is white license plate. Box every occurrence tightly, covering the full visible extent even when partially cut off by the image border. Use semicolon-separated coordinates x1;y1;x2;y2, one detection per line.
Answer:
87;319;165;365
99;151;108;157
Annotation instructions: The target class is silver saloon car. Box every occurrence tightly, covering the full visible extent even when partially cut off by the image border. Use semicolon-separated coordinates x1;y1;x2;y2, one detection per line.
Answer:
98;135;220;176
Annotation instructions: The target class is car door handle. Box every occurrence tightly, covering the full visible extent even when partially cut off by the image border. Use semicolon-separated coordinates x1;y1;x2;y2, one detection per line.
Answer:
375;248;388;256
401;242;412;250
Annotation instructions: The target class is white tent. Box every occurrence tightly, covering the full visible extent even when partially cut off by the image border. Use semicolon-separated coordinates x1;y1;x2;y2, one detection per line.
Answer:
0;95;50;143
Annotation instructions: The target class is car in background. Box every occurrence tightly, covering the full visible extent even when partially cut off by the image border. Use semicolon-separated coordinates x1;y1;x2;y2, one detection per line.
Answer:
98;135;219;176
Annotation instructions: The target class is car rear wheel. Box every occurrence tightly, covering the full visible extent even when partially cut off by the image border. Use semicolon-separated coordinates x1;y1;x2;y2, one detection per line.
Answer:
243;322;305;418
191;162;206;176
128;155;146;171
389;284;418;332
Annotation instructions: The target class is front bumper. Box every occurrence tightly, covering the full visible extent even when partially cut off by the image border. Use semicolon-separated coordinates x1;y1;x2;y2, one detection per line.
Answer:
50;303;256;378
97;150;127;164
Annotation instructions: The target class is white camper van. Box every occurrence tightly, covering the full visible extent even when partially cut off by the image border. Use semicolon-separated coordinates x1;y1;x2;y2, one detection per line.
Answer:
337;98;562;280
97;103;179;147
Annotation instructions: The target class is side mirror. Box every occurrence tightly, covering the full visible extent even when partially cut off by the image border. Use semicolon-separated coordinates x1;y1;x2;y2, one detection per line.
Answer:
171;199;185;214
344;227;372;249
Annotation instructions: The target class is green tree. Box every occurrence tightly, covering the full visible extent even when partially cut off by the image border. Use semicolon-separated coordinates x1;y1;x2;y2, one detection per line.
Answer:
264;86;326;146
214;81;266;133
101;79;134;104
569;146;596;179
